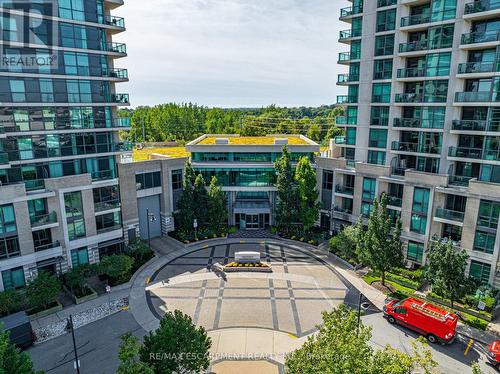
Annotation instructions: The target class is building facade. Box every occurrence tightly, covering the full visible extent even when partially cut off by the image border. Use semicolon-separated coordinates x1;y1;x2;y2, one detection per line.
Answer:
186;135;320;230
0;0;131;291
323;0;500;287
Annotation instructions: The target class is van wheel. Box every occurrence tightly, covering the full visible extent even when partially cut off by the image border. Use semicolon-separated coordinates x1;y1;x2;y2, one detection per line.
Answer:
427;334;438;344
387;316;396;324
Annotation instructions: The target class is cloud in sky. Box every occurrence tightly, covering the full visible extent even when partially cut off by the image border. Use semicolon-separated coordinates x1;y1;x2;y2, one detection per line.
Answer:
116;0;347;108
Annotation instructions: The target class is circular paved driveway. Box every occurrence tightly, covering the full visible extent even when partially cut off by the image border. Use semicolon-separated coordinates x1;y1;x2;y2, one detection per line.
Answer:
146;242;348;337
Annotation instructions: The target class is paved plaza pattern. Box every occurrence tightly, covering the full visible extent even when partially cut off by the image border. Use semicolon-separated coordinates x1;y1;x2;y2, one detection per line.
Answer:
147;242;348;337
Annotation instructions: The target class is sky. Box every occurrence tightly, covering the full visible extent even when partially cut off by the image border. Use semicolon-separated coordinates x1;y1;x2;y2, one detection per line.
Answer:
116;0;347;108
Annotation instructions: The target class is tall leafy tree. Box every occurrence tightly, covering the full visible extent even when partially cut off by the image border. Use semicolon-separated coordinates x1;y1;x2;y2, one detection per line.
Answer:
0;329;42;374
294;156;320;232
207;176;227;229
117;333;154;374
356;194;403;286
193;174;209;226
140;310;211;374
274;146;298;232
426;240;471;308
285;305;437;374
174;161;197;232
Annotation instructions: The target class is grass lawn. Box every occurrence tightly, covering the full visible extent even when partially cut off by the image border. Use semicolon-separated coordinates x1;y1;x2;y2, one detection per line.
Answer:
362;272;415;299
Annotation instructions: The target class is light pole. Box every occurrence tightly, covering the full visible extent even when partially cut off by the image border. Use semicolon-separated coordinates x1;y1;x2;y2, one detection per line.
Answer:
357;292;364;337
65;315;80;374
146;208;156;250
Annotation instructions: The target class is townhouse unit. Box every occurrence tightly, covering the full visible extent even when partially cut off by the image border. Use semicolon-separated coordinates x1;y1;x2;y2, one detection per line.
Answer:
0;0;131;291
324;0;500;287
186;135;320;229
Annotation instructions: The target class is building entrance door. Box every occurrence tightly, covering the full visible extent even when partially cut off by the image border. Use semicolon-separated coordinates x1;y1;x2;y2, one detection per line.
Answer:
245;214;259;229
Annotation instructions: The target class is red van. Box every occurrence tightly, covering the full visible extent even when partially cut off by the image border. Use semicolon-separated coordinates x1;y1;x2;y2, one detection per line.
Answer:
383;297;458;344
487;340;500;367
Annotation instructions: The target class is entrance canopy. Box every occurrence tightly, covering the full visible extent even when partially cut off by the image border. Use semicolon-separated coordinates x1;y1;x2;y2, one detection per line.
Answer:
234;200;271;214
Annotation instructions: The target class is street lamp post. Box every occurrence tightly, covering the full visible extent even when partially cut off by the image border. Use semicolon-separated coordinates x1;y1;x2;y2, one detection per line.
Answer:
146;208;156;250
65;315;80;374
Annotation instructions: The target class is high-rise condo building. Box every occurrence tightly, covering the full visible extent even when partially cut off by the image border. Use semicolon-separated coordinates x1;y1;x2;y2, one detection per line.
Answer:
318;0;500;287
0;0;131;291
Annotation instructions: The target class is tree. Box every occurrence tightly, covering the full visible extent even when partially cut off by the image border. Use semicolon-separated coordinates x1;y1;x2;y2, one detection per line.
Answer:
99;255;134;283
426;240;470;309
294;156;321;232
356;194;404;286
207;176;227;229
306;123;321;142
274;146;298;232
174;161;197;233
193;174;209;226
26;271;60;311
140;310;211;374
0;330;43;374
329;225;359;262
285;305;437;374
0;290;24;317
117;333;154;374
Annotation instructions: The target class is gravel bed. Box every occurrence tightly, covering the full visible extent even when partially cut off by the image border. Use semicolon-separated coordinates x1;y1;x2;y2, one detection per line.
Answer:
34;298;129;344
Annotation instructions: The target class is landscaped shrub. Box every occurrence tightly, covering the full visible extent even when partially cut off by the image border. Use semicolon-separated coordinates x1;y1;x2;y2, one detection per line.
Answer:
328;226;359;264
0;290;25;317
127;239;154;271
385;272;420;290
390;267;425;283
26;272;60;312
99;255;135;285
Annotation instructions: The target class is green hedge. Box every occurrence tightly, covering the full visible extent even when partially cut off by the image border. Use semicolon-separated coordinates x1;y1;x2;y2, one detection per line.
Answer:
386;272;420;290
427;292;492;321
390;267;425;283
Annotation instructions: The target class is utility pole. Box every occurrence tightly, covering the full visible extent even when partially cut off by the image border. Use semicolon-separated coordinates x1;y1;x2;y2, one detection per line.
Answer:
66;315;80;374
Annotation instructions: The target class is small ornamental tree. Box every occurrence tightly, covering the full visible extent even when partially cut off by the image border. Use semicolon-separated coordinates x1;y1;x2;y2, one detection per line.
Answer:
0;329;43;374
274;146;298;232
294;156;321;232
117;333;154;374
356;194;404;286
207;176;227;229
329;225;359;263
426;240;470;309
140;310;211;374
98;255;134;283
26;271;60;311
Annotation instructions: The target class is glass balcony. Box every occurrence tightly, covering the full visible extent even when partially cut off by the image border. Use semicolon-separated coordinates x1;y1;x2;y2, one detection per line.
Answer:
449;174;473;186
335;185;354;195
115;141;134;151
337;74;359;83
106;68;128;79
336;116;347;125
338;52;358;63
399;38;453;53
334;136;346;145
111;93;130;104
0;151;8;164
397;67;426;78
378;0;397;6
452;120;499;132
95;199;121;212
104;15;125;28
400;10;456;27
465;1;500;14
391;141;441;154
30;211;57;228
339;29;361;41
115;117;131;127
107;42;127;54
395;93;447;103
435;208;465;222
392;166;406;176
387;196;402;207
455;91;495;102
457;61;498;74
484;148;500;161
393;118;443;129
340;4;363;17
91;170;117;181
34;241;61;253
461;30;500;44
25;179;45;191
337;95;358;104
448;146;483;159
97;224;122;235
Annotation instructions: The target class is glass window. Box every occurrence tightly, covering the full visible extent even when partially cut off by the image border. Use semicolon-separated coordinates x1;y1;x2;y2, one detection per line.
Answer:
469;260;491;285
373;59;393;80
65;191;86;240
407;241;424;263
372;83;391;103
0;237;20;260
135;171;162;190
71;247;89;267
375;34;394;56
361;202;373;217
367;150;386;165
346;128;357;145
0;204;16;235
1;267;25;290
10;79;26;102
369;129;387;148
371;106;390;126
172;169;183;190
362;177;376;200
376;9;396;32
473;230;496;254
410;214;427;234
477;200;500;229
322;170;333;190
412;187;430;214
426;52;451;76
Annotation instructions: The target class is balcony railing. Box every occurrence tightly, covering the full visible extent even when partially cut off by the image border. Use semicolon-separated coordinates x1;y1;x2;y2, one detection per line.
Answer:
392;141;441;154
115;117;132;127
95;199;121;212
449;174;473;186
24;179;45;191
334;136;346;145
338;52;359;63
339;29;361;41
397;67;426;78
457;61;498;74
337;74;359;83
335;185;354;195
400;9;456;27
333;206;353;215
393;118;443;129
455;91;496;102
395;93;447;103
452;120;499;132
97;224;122;234
115;141;134;151
34;241;61;253
337;95;358;104
378;0;397;7
30;211;57;227
461;30;500;44
387;196;403;207
435;208;465;222
111;93;130;104
484;148;500;161
399;38;453;53
448;146;483;159
106;68;129;79
104;15;125;28
106;42;127;54
340;5;363;17
465;1;500;14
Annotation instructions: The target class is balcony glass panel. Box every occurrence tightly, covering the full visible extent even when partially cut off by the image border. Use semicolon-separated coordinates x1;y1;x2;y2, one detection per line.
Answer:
465;1;500;14
452;120;499;132
458;62;498;74
435;208;465;222
461;31;500;44
448;146;483;158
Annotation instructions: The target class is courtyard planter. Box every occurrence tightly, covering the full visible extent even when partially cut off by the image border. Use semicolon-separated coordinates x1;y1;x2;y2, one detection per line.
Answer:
27;300;63;320
63;284;98;305
426;294;492;321
223;262;272;273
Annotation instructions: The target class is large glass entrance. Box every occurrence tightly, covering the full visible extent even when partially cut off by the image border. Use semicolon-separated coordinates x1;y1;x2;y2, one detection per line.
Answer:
236;213;270;230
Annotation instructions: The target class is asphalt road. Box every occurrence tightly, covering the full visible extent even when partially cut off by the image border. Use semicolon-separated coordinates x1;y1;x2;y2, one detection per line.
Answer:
28;310;146;374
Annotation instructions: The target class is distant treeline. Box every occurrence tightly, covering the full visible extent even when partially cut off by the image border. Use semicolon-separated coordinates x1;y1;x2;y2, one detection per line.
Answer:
119;103;344;145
